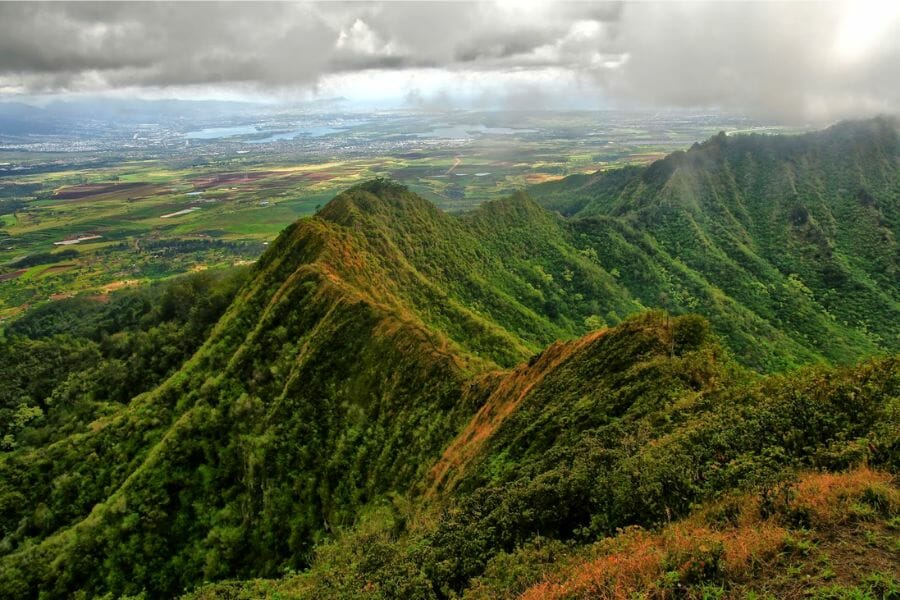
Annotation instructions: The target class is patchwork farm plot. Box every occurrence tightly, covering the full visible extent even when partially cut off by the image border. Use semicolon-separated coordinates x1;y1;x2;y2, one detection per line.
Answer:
0;110;796;316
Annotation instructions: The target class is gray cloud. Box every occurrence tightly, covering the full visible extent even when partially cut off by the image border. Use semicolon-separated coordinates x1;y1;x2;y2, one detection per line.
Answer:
0;1;896;122
601;2;900;121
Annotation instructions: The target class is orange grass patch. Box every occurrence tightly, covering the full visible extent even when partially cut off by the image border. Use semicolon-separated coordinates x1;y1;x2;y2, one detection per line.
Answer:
518;468;892;600
788;466;896;526
522;522;787;600
428;328;609;495
522;529;663;600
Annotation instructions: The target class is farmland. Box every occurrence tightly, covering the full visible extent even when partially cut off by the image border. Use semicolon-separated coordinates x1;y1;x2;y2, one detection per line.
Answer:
0;108;800;316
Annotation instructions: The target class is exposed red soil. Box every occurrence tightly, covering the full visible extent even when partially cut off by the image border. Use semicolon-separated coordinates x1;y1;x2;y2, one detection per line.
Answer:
191;171;275;189
53;182;147;200
303;172;335;182
0;269;27;281
39;263;77;276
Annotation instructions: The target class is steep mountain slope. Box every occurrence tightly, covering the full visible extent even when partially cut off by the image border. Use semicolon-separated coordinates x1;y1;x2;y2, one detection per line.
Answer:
412;316;897;598
186;315;898;599
0;186;462;596
532;117;900;370
1;120;897;599
0;180;640;597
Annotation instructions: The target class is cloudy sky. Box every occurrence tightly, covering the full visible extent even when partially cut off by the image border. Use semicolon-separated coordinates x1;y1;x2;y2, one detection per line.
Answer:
0;1;898;121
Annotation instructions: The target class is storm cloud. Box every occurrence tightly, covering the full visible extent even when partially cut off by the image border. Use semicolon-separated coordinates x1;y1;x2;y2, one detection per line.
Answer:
0;1;897;121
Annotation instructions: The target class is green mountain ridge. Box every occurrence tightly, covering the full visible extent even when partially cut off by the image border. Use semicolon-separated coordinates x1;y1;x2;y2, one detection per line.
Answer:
0;118;897;598
532;116;900;369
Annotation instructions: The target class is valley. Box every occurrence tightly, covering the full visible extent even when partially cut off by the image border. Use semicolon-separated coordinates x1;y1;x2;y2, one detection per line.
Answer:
0;109;799;319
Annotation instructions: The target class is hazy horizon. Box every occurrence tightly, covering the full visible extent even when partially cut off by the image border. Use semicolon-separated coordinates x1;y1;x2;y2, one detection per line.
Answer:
0;1;898;124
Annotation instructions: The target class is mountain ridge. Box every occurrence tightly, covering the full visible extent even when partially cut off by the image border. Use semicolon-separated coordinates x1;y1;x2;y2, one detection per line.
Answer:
531;116;899;370
0;118;897;598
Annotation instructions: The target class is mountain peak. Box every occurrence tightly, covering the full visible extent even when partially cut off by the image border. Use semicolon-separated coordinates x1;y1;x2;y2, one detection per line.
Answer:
316;178;438;227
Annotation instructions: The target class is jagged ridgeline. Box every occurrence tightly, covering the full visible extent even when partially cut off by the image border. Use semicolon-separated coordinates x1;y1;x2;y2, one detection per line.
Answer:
0;119;897;598
532;116;900;370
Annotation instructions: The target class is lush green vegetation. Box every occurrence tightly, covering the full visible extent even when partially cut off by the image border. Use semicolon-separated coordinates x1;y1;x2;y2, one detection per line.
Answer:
532;117;899;370
184;313;898;600
0;119;896;598
0;268;247;449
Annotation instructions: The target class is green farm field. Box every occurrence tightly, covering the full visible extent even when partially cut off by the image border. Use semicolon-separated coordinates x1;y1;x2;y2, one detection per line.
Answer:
0;110;798;316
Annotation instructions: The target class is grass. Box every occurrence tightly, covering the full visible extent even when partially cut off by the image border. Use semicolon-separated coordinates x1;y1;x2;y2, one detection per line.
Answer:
515;468;898;600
